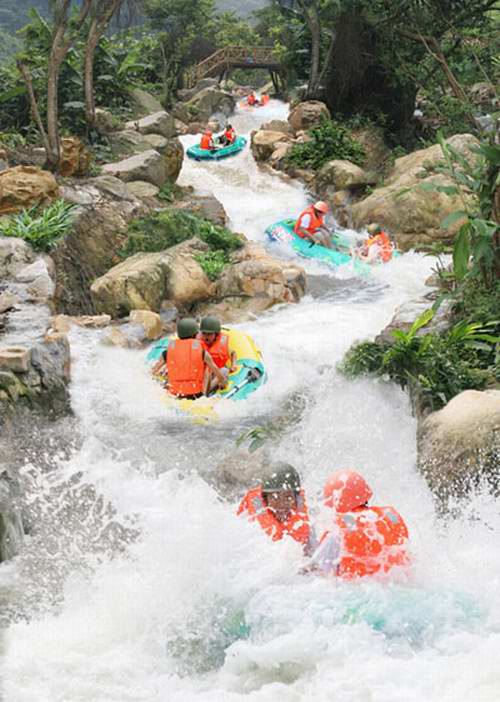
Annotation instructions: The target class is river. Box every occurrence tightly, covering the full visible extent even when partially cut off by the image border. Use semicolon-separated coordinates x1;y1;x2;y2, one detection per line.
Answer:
2;101;500;702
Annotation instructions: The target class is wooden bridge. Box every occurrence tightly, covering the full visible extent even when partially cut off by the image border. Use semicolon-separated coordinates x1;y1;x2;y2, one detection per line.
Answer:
185;46;285;91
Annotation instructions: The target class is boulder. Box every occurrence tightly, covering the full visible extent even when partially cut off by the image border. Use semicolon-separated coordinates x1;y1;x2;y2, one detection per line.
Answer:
288;100;330;131
172;194;227;227
109;129;155;157
197;242;306;322
90;238;213;317
269;143;293;169
177;78;219;103
174;120;189;136
125;181;160;199
261;120;294;135
418;389;500;500
125;111;176;139
0;292;18;314
185;88;235;121
101;150;169;187
0;472;24;562
251;130;291;162
129;309;163;339
0;237;34;278
162;137;184;183
101;325;144;349
0;347;31;373
129;88;164;118
314;159;374;192
51;198;145;315
142;134;168;151
49;314;111;333
171;103;191;124
94;107;120;134
59;137;91;177
352;134;479;250
351;126;392;173
0;166;59;216
90;175;136;201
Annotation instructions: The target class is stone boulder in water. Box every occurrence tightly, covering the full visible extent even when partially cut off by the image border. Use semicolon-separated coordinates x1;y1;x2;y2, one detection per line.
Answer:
0;166;59;216
185;87;235;121
251;130;292;162
287;100;330;131
417;389;500;500
351;134;479;251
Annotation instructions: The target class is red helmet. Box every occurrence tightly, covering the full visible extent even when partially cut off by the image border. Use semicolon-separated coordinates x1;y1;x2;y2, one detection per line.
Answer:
323;471;373;512
313;201;328;214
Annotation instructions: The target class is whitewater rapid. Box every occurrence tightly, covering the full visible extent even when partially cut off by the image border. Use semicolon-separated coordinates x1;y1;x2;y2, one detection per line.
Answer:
2;101;500;702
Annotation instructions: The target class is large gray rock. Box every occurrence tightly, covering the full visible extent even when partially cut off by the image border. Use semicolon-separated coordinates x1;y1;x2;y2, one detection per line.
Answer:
251;130;292;162
177;78;219;102
125;111;176;139
288;100;330;131
162;137;184;183
185;87;235;121
109;129;154;157
0;473;24;562
101;150;169;187
352;134;479;251
130;88;164;117
0;237;34;278
90;238;213;317
125;181;160;199
314;159;374;192
418;389;500;501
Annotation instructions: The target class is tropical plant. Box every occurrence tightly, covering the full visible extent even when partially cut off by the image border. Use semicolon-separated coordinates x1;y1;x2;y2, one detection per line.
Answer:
0;199;77;251
194;250;229;280
285;118;366;170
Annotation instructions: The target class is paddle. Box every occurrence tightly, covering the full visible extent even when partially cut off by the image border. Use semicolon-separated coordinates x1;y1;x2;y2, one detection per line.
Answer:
224;366;263;399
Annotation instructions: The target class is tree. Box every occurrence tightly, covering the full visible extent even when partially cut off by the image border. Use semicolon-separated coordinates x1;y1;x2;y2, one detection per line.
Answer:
17;0;93;170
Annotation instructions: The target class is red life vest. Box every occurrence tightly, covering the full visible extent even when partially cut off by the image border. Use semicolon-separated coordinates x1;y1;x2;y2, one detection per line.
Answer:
224;127;236;144
294;206;324;239
199;333;230;369
247;94;256;106
366;232;393;262
321;505;409;579
166;338;205;397
200;133;213;150
237;486;311;546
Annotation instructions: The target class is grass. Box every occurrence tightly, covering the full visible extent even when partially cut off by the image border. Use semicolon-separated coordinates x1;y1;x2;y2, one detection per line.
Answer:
285;118;366;171
0;199;77;252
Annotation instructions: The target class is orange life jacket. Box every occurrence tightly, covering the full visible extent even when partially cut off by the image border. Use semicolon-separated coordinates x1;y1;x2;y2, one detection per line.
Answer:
224;127;236;144
237;486;311;546
200;134;213;150
166;338;205;397
294;206;324;239
199;333;230;369
321;505;409;579
366;232;393;262
247;94;256;106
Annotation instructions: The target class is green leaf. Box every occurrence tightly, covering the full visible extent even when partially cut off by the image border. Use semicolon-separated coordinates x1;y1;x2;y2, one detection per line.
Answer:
0;85;27;103
452;225;470;280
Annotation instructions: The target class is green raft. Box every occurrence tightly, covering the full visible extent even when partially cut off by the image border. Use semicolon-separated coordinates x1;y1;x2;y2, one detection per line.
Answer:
187;136;247;161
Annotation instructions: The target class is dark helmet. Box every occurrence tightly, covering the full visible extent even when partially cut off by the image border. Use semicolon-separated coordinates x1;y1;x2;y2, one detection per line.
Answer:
226;123;232;129
177;317;199;339
262;462;301;493
200;315;221;334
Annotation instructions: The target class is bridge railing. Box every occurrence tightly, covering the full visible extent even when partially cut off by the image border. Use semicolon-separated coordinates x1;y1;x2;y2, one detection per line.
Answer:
185;46;280;87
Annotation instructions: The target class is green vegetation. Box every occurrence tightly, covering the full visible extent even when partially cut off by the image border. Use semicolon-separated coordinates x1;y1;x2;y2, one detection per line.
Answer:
340;309;499;413
121;210;243;279
285;119;366;171
0;199;76;252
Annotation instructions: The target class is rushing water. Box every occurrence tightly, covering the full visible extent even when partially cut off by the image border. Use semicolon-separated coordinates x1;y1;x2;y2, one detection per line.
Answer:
2;101;500;702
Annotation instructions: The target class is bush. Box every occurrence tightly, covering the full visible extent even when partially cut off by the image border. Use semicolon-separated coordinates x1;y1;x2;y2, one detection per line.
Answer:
339;310;499;413
0;199;76;251
285;118;366;171
195;250;228;281
120;210;243;276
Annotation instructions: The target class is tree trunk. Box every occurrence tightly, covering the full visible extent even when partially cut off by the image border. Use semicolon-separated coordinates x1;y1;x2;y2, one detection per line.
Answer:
46;23;69;170
297;0;321;97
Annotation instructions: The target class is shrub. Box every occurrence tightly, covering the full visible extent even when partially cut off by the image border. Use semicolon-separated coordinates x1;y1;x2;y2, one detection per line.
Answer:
120;210;243;281
339;310;499;413
195;250;228;281
0;199;76;251
285;118;366;171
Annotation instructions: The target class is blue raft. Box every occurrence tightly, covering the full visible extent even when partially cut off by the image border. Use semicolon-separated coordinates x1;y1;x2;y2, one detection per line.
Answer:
186;136;247;162
266;218;399;270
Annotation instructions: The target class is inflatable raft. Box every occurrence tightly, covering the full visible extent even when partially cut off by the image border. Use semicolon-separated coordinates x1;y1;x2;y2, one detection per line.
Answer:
146;327;266;421
186;136;247;162
265;218;399;270
239;94;270;109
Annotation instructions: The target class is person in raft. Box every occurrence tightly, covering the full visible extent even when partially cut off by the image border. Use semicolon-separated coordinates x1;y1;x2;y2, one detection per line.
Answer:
309;470;409;579
198;315;237;394
200;128;217;151
218;123;236;146
356;223;394;263
152;318;227;400
237;463;317;556
247;90;259;106
294;200;335;250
